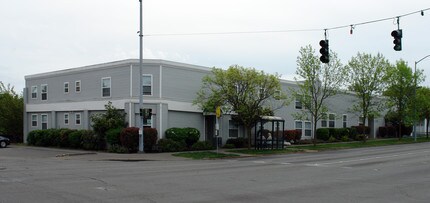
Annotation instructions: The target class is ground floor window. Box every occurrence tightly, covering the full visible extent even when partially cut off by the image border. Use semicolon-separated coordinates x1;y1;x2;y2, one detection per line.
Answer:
31;114;38;127
305;121;312;137
41;114;48;130
229;120;239;138
64;113;69;125
75;113;81;125
343;114;347;128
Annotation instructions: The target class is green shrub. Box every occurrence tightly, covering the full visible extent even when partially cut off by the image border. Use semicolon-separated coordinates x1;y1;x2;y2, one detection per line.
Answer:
328;128;336;139
144;128;158;152
158;139;186;152
334;128;350;140
165;127;200;149
68;130;82;148
80;130;100;150
165;128;186;142
316;128;330;141
27;130;44;145
341;135;349;142
120;127;139;153
106;128;123;145
191;141;213;151
184;127;200;148
328;136;337;142
225;137;247;148
58;129;75;147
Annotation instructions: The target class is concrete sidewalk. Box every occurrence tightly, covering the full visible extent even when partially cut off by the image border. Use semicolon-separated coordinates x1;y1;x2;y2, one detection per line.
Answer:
6;145;253;161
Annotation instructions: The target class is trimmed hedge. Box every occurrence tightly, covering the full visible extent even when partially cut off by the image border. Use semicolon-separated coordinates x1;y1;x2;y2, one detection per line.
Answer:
165;127;200;149
120;127;139;153
283;130;302;143
144;128;159;152
158;139;186;152
316;128;330;141
191;141;214;151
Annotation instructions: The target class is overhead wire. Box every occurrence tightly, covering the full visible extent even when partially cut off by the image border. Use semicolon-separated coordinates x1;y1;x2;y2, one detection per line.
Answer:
144;8;430;37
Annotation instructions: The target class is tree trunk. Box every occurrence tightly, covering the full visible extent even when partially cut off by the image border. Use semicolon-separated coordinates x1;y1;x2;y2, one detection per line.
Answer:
427;118;429;139
313;116;318;146
246;125;252;149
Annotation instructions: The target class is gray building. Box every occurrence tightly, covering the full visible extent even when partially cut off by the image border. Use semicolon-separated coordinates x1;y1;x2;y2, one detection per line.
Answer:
24;59;386;144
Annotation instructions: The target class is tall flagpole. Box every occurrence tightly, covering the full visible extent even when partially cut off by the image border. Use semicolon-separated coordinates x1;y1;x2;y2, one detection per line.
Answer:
138;0;144;152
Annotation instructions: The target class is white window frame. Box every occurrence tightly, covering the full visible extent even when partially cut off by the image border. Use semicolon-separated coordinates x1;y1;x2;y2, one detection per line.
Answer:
295;97;303;109
64;82;69;94
343;114;348;128
64;113;69;125
41;84;48;101
321;113;328;127
304;121;312;137
142;74;153;96
101;77;111;98
31;86;37;99
228;120;239;138
41;114;48;130
75;80;81;93
359;115;365;125
31;114;38;127
295;120;303;132
329;113;336;128
75;113;81;125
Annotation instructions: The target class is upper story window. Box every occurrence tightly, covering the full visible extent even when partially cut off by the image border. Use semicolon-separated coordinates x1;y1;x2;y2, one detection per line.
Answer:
101;77;111;97
64;82;69;94
142;75;152;96
75;80;81;93
41;84;48;101
274;90;281;100
295;96;302;109
31;86;37;99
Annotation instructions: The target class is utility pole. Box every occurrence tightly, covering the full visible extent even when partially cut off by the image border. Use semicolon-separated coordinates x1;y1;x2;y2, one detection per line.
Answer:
138;0;144;152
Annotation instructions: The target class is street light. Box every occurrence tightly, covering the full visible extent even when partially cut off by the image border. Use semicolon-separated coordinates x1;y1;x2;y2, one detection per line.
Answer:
138;0;144;152
413;54;430;142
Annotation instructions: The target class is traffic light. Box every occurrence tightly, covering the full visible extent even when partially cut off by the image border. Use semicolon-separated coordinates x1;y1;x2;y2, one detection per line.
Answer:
140;108;152;119
319;40;329;63
391;29;402;51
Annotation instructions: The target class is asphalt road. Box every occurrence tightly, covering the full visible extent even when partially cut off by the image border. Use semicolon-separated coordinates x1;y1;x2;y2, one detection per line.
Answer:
1;143;430;203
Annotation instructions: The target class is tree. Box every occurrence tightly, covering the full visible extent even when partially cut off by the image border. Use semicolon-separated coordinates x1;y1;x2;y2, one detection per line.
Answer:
384;60;424;139
346;52;390;127
415;87;430;138
90;101;127;148
0;82;23;142
292;45;347;143
194;65;287;148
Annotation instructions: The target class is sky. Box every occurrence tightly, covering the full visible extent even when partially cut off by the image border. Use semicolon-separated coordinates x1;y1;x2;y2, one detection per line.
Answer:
1;0;430;92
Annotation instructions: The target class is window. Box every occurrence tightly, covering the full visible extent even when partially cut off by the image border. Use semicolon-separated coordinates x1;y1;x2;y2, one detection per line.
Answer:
64;82;69;94
305;121;312;137
64;113;69;125
75;80;81;93
343;115;348;128
41;84;48;100
295;97;302;109
321;113;328;127
75;113;81;125
31;86;37;99
295;121;303;132
229;120;239;138
31;114;38;127
101;77;111;97
41;114;48;130
329;113;335;128
142;75;152;95
359;115;364;125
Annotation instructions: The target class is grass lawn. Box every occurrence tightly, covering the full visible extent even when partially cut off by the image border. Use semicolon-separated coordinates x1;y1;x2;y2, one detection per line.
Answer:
173;151;240;159
228;137;430;155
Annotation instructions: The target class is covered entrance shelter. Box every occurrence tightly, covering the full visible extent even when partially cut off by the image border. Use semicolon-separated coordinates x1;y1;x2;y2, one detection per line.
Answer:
254;116;285;150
